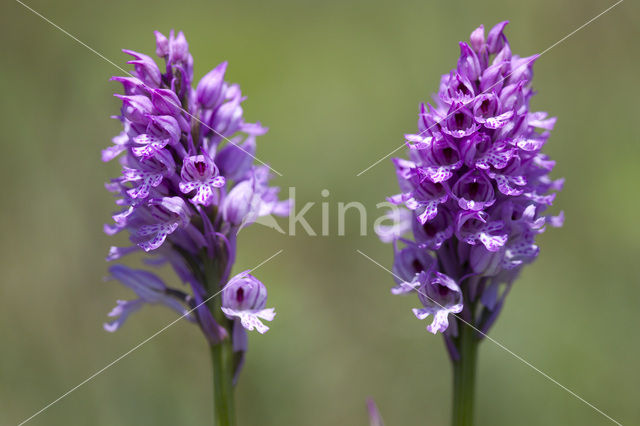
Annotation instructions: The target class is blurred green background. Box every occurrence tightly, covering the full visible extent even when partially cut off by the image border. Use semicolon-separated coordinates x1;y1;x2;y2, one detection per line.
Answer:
1;0;638;424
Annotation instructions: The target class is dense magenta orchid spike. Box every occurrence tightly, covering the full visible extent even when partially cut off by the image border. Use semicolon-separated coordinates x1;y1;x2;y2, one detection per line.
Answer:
378;22;563;339
102;31;289;361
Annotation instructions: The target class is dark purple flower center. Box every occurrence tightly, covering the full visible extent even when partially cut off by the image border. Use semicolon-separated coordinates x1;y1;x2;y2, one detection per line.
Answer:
468;181;480;198
195;161;207;175
442;147;455;163
511;206;524;221
455;172;493;204
236;287;245;303
481;100;490;113
424;222;438;237
418;181;445;199
457;82;471;96
236;288;244;303
412;259;423;273
428;182;445;198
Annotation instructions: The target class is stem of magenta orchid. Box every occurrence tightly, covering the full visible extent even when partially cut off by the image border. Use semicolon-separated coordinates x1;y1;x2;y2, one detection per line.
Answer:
451;321;479;426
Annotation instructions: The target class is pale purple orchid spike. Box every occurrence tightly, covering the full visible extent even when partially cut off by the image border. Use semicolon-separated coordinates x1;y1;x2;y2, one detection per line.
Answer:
102;31;290;382
378;21;563;341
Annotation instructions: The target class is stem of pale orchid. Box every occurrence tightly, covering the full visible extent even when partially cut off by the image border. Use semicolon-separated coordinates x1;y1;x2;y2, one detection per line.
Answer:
210;337;236;426
204;255;236;426
451;320;479;426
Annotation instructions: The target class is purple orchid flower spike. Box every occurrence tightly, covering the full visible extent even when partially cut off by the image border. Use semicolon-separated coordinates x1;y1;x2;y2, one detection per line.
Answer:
376;21;563;425
102;30;289;424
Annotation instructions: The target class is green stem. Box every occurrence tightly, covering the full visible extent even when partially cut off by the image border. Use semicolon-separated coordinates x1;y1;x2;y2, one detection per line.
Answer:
451;324;478;426
202;254;236;426
210;338;236;426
